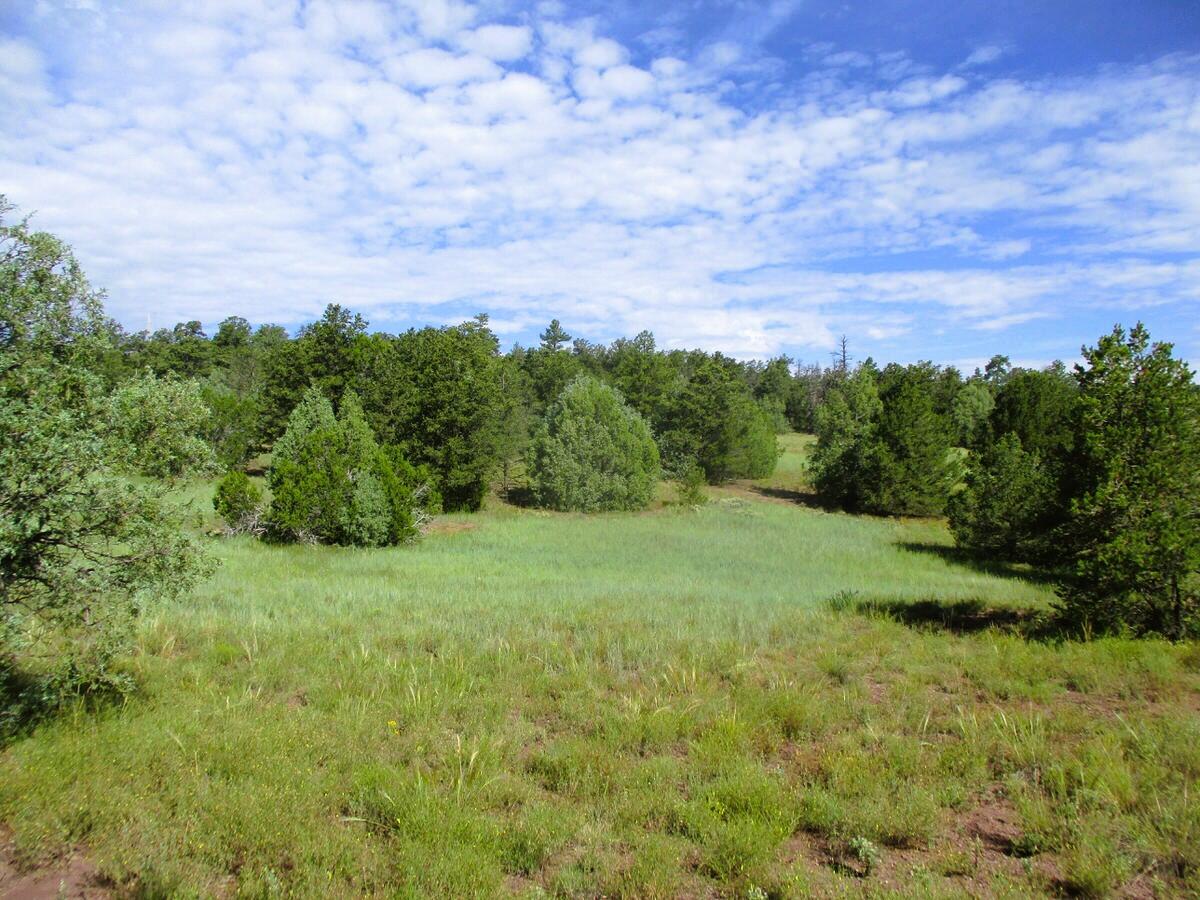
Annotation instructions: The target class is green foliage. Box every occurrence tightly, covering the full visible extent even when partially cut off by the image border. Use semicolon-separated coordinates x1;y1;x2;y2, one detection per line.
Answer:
870;364;957;516
105;370;217;478
212;471;264;534
382;318;504;512
267;391;430;546
494;355;534;493
199;381;260;468
606;331;678;424
0;200;210;712
811;365;882;512
1056;323;1200;638
673;460;707;508
659;355;779;483
270;385;337;473
986;367;1078;459
521;345;583;409
949;433;1056;560
814;363;955;516
527;375;660;512
950;380;994;446
257;303;367;442
538;318;572;351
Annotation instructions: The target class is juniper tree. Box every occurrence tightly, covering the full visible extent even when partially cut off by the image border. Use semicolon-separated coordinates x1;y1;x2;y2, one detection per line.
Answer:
526;376;660;512
1;200;210;707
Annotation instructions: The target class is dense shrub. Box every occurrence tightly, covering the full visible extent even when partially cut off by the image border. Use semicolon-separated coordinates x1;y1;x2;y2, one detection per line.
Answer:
527;376;660;512
949;433;1056;560
1;201;210;712
658;355;779;483
105;371;217;478
811;365;882;512
267;389;434;546
213;471;264;534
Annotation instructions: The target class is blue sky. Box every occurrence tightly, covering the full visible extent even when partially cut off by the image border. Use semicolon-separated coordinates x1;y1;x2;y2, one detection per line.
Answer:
2;1;1197;370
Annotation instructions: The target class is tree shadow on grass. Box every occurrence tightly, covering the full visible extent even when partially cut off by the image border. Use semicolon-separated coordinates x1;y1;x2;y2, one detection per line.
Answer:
1;659;129;749
852;596;1055;638
896;541;1060;587
746;485;841;511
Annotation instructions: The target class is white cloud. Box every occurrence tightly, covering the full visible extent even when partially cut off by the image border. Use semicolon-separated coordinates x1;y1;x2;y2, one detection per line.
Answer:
575;37;626;69
962;45;1005;68
458;24;533;61
384;48;500;87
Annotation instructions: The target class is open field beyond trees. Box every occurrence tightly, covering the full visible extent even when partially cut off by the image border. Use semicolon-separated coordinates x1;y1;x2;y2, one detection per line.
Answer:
2;436;1198;898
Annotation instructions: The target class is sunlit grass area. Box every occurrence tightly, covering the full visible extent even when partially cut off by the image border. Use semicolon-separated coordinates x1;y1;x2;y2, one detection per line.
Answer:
2;438;1197;897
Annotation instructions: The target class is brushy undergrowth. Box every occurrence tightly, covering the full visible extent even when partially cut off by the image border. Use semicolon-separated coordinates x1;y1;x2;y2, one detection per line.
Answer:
1;437;1196;897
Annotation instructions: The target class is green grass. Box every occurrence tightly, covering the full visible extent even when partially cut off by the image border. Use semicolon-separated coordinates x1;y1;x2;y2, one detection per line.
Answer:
2;437;1198;897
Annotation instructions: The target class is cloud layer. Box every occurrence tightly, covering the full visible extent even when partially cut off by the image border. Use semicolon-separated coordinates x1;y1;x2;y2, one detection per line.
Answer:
2;0;1198;363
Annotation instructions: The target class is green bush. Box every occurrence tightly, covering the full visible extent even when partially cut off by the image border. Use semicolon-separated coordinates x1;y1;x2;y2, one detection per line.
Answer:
212;471;264;534
673;461;707;508
1;200;211;717
105;371;217;478
949;433;1056;561
267;389;433;546
657;355;779;484
527;375;660;512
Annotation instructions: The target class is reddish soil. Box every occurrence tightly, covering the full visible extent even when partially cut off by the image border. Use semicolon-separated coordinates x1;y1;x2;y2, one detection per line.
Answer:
0;826;110;899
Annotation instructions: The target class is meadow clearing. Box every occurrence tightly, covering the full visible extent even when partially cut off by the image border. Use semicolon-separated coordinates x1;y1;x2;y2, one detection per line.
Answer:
1;435;1197;898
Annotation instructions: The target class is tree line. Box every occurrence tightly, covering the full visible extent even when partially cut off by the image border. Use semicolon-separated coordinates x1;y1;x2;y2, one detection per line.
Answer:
811;337;1199;639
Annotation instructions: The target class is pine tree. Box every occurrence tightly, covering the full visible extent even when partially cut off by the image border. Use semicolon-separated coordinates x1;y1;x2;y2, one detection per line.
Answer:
539;319;572;352
869;365;956;516
1057;324;1200;638
811;364;882;511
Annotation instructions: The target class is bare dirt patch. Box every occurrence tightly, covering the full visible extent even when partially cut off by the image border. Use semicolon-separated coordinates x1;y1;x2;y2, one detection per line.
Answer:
0;826;110;899
426;519;479;536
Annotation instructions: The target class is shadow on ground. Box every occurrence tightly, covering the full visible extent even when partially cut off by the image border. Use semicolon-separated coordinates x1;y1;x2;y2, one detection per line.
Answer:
897;541;1060;587
853;596;1053;638
745;485;841;511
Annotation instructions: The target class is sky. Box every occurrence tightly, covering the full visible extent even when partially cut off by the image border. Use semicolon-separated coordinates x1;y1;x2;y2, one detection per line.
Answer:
1;0;1198;370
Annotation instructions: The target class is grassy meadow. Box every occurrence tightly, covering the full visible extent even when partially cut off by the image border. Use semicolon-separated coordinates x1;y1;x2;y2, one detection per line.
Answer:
2;434;1198;897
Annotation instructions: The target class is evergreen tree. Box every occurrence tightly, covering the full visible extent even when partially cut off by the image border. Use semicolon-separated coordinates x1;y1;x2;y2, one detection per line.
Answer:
811;364;882;511
1057;324;1200;638
869;364;956;516
657;354;778;483
539;318;572;352
267;391;431;546
950;380;995;447
986;367;1078;459
386;318;503;511
949;433;1056;560
607;331;678;424
527;376;660;512
258;304;367;442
